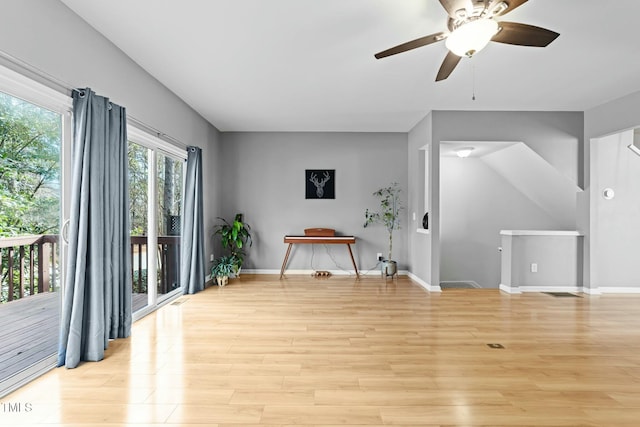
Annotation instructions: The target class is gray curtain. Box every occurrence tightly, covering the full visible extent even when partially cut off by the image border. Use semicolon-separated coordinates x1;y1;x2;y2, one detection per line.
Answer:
58;88;132;368
181;146;205;294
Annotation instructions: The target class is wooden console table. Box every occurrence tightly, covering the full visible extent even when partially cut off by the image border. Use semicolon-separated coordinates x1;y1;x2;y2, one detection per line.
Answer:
280;235;359;278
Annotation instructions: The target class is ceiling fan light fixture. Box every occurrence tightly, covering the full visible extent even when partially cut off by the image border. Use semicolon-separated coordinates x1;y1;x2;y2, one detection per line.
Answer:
456;147;475;158
490;1;509;16
445;18;499;57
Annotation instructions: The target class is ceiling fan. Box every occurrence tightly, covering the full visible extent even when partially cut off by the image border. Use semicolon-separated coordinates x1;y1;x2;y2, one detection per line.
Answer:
374;0;559;81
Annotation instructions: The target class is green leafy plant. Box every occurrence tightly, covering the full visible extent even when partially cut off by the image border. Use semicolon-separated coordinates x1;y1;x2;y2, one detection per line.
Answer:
211;255;236;278
364;182;403;261
213;213;252;271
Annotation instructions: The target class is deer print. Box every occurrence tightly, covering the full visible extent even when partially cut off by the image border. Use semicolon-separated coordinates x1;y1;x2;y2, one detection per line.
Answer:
309;171;331;198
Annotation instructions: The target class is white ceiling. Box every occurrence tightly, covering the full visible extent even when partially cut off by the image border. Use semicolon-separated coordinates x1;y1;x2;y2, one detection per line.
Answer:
60;0;640;132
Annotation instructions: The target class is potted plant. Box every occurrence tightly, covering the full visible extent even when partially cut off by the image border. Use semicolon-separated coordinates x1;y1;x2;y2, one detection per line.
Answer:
364;182;403;277
211;255;236;286
214;213;252;276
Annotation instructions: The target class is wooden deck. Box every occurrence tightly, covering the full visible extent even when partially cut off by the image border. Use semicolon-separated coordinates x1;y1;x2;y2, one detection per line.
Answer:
0;292;59;380
0;292;148;382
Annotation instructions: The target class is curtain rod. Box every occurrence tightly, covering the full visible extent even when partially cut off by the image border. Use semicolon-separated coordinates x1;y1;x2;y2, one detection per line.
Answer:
127;117;187;150
0;49;187;151
0;50;73;97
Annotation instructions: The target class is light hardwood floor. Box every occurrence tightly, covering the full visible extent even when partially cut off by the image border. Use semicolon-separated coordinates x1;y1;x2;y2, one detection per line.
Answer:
4;274;640;426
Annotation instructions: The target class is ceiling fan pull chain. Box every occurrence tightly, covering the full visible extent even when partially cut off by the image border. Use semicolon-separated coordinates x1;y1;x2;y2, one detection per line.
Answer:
472;62;476;101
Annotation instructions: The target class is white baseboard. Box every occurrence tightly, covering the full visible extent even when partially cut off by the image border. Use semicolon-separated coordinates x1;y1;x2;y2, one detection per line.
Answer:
595;287;640;294
499;284;521;294
407;272;441;292
240;269;280;275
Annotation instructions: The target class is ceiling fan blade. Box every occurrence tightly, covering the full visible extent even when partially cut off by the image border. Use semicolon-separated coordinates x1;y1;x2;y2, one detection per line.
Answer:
492;21;559;47
488;0;528;17
439;0;473;19
436;51;462;81
374;32;447;59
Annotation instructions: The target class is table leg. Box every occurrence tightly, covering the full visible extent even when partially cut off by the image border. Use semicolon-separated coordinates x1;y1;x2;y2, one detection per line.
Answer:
346;243;359;278
280;243;293;279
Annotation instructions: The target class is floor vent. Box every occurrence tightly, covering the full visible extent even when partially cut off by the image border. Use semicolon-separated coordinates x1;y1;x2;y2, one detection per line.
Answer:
440;282;479;289
543;292;581;298
171;298;188;306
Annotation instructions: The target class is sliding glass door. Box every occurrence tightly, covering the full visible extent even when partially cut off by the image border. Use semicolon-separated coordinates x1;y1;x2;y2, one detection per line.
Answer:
128;129;185;317
128;141;150;312
157;152;183;298
0;66;71;396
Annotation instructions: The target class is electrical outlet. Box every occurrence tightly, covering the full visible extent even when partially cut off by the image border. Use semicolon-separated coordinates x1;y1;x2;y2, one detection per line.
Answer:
377;252;383;261
531;263;538;273
210;254;215;262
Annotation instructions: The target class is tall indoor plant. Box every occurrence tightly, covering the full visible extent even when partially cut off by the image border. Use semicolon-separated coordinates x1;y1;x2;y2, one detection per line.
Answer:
364;182;403;277
214;213;252;275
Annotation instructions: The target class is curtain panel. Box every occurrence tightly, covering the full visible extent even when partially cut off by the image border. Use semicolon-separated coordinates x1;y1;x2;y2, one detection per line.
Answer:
181;146;205;294
58;88;132;368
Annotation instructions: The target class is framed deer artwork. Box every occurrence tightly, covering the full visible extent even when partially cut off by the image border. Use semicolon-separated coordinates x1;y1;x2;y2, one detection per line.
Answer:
305;169;335;199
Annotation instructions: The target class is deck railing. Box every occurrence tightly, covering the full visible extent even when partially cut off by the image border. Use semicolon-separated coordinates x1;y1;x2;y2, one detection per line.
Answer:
130;235;181;296
0;234;58;303
1;235;180;304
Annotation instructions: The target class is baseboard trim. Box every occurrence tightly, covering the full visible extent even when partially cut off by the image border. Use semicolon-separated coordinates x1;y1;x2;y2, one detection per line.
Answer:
407;272;441;292
595;287;640;294
499;284;521;294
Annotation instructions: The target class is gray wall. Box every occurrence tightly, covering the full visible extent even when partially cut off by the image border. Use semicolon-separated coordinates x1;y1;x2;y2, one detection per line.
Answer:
440;156;563;288
500;233;582;290
407;111;584;288
432;111;584;187
590;130;640;288
219;132;408;273
407;113;435;287
0;0;223;263
583;89;640;290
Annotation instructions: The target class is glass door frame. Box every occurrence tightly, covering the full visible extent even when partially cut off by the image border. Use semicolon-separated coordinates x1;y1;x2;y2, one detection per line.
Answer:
128;127;186;321
0;64;72;397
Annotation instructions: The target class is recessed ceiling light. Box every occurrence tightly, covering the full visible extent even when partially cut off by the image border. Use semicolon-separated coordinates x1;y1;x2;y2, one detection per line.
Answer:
456;147;475;158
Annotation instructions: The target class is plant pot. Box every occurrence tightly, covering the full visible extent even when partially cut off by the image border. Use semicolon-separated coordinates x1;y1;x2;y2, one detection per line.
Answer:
216;276;229;287
381;260;397;277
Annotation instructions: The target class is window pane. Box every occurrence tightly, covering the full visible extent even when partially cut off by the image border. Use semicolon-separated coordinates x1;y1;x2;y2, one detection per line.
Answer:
128;141;149;312
0;90;61;386
157;153;182;296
